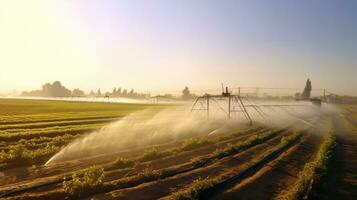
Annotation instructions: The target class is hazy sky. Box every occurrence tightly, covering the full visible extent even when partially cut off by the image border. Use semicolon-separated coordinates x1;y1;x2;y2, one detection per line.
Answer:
0;0;356;95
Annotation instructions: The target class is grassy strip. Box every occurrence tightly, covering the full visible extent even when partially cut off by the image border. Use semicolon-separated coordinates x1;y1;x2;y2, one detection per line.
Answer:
0;113;122;125
284;128;336;200
0;117;118;131
170;131;301;200
0;123;105;141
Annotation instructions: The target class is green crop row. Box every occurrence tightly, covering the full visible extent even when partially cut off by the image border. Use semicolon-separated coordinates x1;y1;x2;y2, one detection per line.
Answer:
0;123;105;141
284;127;336;200
0;134;80;152
170;131;301;200
211;129;282;159
111;127;265;168
0;117;118;131
0;143;61;167
63;166;105;198
57;128;278;199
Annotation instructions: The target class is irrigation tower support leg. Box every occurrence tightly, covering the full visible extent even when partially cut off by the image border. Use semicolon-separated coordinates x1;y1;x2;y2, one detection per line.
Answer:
238;96;253;125
191;97;200;112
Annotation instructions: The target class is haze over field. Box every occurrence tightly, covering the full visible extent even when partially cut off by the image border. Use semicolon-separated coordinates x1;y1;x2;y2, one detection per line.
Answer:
0;0;356;95
1;1;357;200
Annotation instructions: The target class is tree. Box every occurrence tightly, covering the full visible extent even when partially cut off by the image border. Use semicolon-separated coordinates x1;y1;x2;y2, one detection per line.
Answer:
182;86;192;99
39;81;71;97
72;88;85;97
302;79;312;99
51;81;71;97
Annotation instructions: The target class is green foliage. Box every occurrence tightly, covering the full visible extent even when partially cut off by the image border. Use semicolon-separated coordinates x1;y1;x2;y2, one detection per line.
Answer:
0;142;62;164
8;144;26;160
0;98;167;169
212;129;281;159
133;129;256;164
112;168;162;188
173;177;219;200
0;117;117;131
136;168;162;181
138;148;161;162
114;157;136;168
0;123;106;142
181;137;211;151
63;166;105;198
285;129;336;200
280;132;300;145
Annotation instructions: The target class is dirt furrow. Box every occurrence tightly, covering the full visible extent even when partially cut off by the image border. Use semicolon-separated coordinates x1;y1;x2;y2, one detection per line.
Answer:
0;127;266;197
209;121;325;200
87;130;293;200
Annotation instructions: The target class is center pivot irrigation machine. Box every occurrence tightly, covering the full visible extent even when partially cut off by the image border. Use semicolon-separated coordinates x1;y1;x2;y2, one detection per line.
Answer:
190;84;323;125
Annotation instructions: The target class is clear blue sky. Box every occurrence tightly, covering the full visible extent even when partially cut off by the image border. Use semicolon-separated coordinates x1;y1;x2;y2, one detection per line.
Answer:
0;0;356;95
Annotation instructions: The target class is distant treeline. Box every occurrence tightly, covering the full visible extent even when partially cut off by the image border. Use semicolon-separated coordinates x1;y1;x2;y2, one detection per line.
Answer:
21;81;149;98
21;81;198;99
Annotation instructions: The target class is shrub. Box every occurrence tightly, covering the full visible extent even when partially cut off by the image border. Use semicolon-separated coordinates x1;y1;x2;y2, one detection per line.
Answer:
63;166;105;198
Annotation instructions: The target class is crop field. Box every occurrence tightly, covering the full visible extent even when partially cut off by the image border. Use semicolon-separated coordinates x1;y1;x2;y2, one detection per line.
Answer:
0;99;356;200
